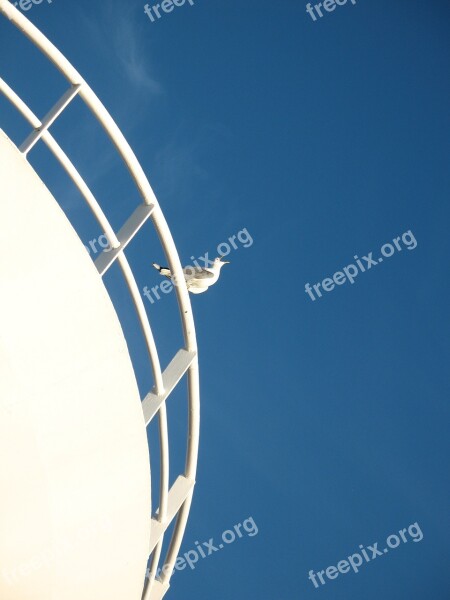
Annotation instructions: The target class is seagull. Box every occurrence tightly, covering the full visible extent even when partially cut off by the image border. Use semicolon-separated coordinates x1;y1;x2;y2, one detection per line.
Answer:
152;257;230;294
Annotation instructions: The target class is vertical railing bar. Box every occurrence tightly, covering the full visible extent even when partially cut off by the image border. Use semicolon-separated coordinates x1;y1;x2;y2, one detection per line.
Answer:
41;131;120;248
0;78;120;249
142;538;163;600
159;491;194;586
0;77;41;128
116;253;164;395
158;405;169;523
0;6;202;596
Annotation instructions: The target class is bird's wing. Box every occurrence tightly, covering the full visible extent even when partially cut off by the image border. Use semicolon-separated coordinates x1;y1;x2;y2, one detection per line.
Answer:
183;267;214;280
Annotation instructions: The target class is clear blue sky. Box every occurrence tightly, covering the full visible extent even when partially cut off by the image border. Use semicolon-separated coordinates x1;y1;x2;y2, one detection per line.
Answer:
1;0;449;598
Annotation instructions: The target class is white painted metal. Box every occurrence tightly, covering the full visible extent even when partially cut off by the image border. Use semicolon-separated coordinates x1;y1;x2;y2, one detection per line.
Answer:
116;252;165;395
149;476;196;554
0;78;120;249
95;204;155;275
146;579;170;600
0;2;201;598
19;84;81;154
0;74;165;393
145;538;165;597
142;350;197;426
159;489;195;585
144;473;195;599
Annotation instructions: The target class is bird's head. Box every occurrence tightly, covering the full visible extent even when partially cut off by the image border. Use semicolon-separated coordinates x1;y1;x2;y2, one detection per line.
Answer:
214;256;230;268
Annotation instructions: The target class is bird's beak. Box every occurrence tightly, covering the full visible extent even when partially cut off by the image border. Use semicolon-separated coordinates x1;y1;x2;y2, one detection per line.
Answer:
221;260;230;264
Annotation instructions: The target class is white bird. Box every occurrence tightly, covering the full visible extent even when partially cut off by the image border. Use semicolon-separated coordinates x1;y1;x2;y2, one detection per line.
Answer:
152;257;230;294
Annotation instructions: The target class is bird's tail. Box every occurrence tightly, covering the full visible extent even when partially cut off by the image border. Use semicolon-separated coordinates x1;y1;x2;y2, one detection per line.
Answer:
152;263;172;278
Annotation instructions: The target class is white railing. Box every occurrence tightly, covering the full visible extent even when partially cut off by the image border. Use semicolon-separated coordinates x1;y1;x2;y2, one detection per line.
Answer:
0;2;200;599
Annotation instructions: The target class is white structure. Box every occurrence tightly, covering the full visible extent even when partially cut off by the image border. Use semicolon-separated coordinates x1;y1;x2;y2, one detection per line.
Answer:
0;2;200;599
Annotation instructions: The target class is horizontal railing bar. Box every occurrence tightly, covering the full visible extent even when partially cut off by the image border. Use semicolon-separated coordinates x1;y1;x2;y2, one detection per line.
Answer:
20;84;81;154
142;349;196;426
95;203;154;276
149;476;194;554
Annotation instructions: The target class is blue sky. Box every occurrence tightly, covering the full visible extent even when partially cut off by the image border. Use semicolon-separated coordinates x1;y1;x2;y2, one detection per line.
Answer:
1;0;449;598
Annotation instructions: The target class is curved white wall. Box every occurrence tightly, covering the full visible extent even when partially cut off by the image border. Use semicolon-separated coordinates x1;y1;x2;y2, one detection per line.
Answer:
0;130;151;600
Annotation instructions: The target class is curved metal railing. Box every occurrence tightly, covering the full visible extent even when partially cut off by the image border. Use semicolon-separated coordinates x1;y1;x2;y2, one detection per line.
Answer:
0;2;200;599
